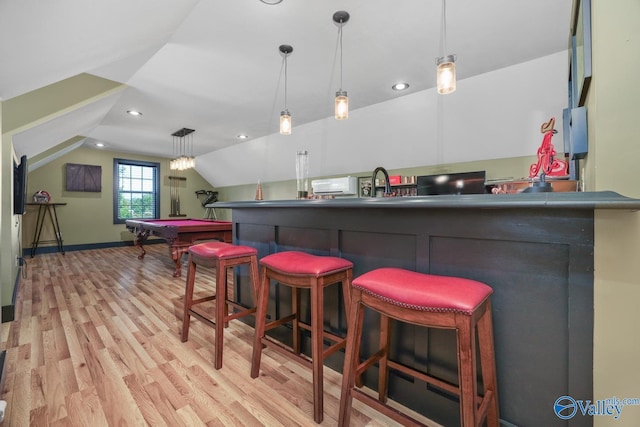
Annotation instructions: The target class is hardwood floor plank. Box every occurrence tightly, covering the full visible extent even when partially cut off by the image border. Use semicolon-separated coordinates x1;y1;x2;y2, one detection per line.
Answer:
51;279;70;312
17;299;32;347
166;359;221;424
58;309;93;391
65;387;109;427
148;364;189;412
93;349;148;426
174;403;205;426
29;315;44;370
7;345;33;426
58;357;80;396
123;374;171;427
29;404;48;427
29;365;46;415
109;316;157;371
43;358;68;422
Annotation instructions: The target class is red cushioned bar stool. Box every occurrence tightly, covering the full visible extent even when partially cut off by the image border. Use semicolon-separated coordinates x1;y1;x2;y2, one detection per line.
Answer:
338;268;499;427
182;241;259;370
250;251;353;423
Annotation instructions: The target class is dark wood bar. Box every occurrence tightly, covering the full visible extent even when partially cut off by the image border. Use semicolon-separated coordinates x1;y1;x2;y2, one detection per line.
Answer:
214;192;640;427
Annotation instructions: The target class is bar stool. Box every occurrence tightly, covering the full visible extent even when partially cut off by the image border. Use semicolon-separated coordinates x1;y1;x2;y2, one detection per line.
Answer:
250;251;353;423
182;241;259;370
338;267;499;427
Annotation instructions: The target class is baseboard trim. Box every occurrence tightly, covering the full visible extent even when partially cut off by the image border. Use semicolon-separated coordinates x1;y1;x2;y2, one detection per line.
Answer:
1;306;14;323
1;265;22;323
22;239;165;257
0;350;5;400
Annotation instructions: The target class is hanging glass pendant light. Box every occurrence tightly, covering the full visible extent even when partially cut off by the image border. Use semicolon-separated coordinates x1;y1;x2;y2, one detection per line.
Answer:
333;11;350;120
436;55;456;94
280;110;291;135
170;128;195;170
279;44;293;135
436;0;456;94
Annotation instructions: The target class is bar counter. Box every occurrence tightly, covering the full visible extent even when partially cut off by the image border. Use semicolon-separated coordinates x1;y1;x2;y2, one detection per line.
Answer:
213;191;640;426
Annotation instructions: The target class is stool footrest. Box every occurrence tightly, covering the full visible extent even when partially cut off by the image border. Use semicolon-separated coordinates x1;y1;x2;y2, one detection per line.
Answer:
476;389;495;426
191;295;216;305
386;359;459;397
188;310;217;329
189;302;256;326
261;336;313;367
264;313;297;332
322;338;346;359
356;348;386;377
225;306;257;322
297;321;347;349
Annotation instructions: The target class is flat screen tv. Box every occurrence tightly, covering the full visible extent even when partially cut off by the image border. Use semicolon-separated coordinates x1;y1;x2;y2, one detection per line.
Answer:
417;170;487;196
13;155;28;215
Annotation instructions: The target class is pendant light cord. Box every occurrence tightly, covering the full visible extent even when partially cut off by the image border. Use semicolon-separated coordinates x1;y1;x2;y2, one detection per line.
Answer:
338;21;344;91
283;54;288;110
440;0;447;57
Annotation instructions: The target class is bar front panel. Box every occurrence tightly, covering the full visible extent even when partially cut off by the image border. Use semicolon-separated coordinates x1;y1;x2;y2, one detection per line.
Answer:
231;205;593;427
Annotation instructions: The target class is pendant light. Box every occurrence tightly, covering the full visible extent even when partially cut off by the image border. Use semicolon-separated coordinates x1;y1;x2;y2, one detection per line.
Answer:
170;128;195;171
333;11;350;120
279;44;293;135
436;0;456;94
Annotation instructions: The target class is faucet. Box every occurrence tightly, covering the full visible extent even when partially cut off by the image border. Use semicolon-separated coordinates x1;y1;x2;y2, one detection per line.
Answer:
371;166;391;197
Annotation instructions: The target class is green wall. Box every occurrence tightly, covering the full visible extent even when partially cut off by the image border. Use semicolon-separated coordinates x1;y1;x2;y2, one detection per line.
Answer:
590;1;640;425
0;102;22;309
24;146;216;249
214;155;540;221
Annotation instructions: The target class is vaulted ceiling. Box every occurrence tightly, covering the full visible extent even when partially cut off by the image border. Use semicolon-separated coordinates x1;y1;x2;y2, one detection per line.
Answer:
1;0;572;162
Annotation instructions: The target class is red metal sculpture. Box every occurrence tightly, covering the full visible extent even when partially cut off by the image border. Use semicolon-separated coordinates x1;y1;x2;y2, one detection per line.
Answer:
529;117;568;179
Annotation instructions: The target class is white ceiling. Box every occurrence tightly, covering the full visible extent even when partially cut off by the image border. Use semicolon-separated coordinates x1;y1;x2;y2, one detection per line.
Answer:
1;0;572;160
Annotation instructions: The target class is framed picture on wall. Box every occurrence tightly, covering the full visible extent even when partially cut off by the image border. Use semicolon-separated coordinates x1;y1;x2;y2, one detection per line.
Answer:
571;0;592;107
358;177;372;198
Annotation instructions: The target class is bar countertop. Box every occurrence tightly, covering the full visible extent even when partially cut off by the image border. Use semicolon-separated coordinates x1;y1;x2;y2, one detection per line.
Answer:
212;190;640;210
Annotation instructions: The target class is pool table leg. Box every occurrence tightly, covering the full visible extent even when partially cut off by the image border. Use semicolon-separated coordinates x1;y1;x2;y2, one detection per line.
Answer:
133;230;150;260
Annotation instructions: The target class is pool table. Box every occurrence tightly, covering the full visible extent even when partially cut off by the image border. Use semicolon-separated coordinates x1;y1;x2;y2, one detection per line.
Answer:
125;218;232;277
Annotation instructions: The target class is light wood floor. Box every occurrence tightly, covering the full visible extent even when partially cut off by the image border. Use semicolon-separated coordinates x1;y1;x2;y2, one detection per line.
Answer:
0;244;434;426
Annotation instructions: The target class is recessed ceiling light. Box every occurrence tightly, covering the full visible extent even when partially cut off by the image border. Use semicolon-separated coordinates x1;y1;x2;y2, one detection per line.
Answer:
95;142;105;148
392;82;409;91
237;134;249;140
126;110;142;116
260;0;283;4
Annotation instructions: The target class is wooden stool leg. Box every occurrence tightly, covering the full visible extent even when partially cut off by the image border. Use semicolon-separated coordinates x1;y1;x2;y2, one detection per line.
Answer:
249;255;260;303
339;288;365;427
341;271;353;323
292;287;301;354
311;278;324;423
457;316;478;427
251;266;271;378
214;259;226;369
478;301;500;426
378;313;391;402
181;256;197;342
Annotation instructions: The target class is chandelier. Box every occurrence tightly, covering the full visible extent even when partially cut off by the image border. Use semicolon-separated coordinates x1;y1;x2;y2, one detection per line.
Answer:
170;128;196;170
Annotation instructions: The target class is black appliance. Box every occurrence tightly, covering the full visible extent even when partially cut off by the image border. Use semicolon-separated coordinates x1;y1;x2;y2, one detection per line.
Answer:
416;170;486;196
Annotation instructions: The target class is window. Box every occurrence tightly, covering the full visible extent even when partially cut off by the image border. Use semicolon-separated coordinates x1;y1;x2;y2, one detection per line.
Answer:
113;159;160;224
